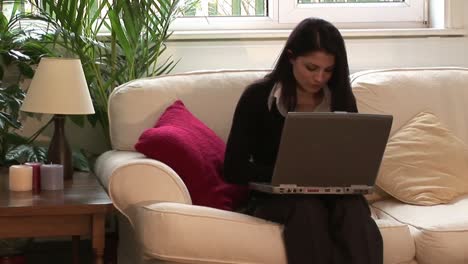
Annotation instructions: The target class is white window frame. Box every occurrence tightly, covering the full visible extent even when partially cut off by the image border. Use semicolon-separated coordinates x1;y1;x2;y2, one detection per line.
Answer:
170;0;282;31
278;0;426;26
170;0;429;31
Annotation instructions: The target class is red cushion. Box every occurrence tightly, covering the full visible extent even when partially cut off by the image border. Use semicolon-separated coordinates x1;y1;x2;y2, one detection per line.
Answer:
135;100;248;211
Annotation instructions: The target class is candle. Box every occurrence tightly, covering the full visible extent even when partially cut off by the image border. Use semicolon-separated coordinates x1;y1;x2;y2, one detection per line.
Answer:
41;164;64;190
9;165;33;191
25;162;42;193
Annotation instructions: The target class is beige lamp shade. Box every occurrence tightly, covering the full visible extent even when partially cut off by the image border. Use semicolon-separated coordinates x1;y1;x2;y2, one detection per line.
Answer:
21;57;95;115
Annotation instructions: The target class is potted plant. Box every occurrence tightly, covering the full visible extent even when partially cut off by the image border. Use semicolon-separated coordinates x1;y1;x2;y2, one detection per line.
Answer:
0;2;49;167
23;0;195;146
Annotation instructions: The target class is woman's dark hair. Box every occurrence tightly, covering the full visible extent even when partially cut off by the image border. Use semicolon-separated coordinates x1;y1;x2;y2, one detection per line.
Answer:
264;17;357;112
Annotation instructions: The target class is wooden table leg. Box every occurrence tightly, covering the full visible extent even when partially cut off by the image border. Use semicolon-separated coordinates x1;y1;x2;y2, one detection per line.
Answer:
72;235;80;264
92;213;106;264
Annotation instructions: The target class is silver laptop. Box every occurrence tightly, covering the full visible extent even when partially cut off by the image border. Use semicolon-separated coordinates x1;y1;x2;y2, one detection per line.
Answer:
249;112;393;195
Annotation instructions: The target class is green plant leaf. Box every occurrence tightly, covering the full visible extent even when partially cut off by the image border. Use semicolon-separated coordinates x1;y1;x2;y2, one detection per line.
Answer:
3;132;29;146
0;116;4;130
5;144;48;164
17;61;34;78
72;149;90;172
87;113;98;127
4;84;24;96
68;114;85;128
8;49;31;61
0;111;22;129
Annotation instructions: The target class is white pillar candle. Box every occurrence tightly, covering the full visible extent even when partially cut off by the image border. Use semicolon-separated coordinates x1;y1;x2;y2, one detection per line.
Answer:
41;164;64;190
9;165;33;191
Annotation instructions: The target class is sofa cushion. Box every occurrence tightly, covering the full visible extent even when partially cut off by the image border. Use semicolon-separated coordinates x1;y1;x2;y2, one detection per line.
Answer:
135;100;248;211
136;202;415;264
372;195;468;264
376;112;468;205
374;219;416;264
351;68;468;146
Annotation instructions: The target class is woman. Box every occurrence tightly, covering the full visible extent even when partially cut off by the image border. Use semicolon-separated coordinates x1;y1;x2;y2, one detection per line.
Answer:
223;18;383;264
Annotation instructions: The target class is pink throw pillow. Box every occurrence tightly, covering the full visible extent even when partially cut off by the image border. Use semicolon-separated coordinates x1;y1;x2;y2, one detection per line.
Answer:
135;100;248;211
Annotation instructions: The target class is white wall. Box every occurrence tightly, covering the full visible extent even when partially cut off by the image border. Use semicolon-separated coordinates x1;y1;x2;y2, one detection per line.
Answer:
165;35;468;74
166;1;468;73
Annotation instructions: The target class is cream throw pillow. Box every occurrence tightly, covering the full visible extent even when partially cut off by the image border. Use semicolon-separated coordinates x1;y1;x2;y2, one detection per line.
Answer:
376;112;468;205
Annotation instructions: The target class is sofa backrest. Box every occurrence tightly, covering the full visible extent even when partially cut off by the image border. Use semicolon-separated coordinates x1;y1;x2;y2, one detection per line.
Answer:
351;67;468;145
109;69;270;150
109;67;468;151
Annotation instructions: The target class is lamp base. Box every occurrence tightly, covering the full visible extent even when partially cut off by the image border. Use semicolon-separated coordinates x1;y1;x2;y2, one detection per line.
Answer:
47;115;73;180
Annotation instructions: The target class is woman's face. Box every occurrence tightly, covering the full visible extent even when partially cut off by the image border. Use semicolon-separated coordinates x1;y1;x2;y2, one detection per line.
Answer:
289;50;335;95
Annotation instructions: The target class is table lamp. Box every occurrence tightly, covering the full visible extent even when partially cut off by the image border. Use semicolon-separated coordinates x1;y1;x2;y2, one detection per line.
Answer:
20;58;95;180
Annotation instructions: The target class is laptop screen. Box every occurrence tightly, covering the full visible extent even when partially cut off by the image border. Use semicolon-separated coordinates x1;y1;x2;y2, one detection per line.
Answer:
271;112;392;187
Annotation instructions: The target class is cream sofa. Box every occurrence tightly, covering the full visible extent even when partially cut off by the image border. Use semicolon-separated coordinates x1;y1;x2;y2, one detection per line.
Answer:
95;68;468;264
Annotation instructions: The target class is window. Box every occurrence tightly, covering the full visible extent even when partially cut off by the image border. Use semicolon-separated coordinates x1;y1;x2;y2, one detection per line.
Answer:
179;0;267;17
279;0;425;27
4;0;451;34
173;0;427;30
1;0;35;18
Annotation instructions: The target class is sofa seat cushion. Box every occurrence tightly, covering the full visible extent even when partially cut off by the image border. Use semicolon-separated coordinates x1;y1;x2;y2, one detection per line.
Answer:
135;202;415;264
372;196;468;264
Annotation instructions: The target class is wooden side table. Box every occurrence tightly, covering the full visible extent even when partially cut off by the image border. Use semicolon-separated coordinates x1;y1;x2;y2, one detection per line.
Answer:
0;171;114;264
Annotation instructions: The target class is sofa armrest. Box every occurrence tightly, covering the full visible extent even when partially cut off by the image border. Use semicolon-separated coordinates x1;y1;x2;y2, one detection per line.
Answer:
95;150;192;222
135;202;287;264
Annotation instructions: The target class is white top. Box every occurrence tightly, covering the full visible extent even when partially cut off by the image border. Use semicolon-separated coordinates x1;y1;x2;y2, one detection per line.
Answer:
267;82;331;116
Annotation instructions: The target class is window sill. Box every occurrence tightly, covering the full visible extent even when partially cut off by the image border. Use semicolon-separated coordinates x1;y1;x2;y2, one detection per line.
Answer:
168;28;466;42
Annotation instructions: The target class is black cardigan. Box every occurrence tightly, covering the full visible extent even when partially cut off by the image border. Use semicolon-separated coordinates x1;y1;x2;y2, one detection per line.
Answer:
223;80;357;185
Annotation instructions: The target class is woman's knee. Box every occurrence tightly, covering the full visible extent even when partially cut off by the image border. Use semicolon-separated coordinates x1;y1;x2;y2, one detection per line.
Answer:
289;196;329;224
336;195;370;215
253;195;331;224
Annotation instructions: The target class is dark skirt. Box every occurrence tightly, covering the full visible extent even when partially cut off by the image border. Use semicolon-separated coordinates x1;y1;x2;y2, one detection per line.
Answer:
247;193;383;264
